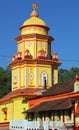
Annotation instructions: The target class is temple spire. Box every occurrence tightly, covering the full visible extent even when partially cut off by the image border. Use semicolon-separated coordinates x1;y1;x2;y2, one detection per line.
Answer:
30;3;39;17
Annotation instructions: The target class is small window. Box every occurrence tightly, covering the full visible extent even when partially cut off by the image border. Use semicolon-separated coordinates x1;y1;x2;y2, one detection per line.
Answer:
42;72;47;88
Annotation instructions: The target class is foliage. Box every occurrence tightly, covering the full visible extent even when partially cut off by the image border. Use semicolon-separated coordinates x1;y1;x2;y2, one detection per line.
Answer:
0;67;11;98
58;67;79;82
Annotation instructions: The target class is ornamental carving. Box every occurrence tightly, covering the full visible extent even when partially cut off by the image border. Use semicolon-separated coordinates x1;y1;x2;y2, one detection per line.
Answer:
12;52;22;61
30;73;34;80
24;49;32;59
38;49;47;59
13;72;17;84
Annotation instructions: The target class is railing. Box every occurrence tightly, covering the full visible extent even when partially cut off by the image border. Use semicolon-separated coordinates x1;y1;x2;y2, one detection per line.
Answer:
9;120;41;130
9;120;68;130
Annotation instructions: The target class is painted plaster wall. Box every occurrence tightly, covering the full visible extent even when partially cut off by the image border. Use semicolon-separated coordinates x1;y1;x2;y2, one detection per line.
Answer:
18;40;24;54
37;40;47;55
0;97;28;123
20;66;26;88
21;26;47;35
12;64;53;89
13;97;28;120
38;65;52;87
18;39;48;59
28;65;36;87
53;69;58;84
24;40;34;58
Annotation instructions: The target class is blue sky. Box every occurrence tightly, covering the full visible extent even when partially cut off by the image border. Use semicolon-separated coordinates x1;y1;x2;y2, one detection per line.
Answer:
0;0;79;69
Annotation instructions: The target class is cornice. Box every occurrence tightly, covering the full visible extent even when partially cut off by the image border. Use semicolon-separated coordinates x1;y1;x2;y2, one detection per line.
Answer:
15;33;54;42
20;24;49;31
8;58;62;68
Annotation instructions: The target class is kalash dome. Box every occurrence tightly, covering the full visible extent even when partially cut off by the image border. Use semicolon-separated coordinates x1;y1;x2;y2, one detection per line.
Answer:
20;4;49;35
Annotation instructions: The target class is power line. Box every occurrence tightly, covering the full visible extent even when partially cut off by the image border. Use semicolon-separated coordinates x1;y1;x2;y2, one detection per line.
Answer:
0;55;12;58
60;59;79;62
0;54;79;63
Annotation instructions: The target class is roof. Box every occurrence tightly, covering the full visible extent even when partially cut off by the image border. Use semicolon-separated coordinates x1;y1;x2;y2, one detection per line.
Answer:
0;88;44;103
0;79;74;103
26;98;73;113
23;17;46;27
22;4;47;27
43;80;74;96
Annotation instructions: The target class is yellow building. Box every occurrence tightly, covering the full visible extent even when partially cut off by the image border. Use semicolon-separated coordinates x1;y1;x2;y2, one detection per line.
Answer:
0;4;61;127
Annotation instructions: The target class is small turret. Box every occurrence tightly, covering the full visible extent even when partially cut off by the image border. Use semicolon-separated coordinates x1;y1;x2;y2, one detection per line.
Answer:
52;52;58;61
74;75;79;92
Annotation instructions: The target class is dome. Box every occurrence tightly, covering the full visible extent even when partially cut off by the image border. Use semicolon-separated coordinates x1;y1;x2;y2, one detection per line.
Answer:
20;4;49;35
22;4;47;27
23;17;46;27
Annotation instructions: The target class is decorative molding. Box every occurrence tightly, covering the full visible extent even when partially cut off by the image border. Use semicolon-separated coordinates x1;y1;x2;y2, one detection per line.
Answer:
15;34;54;42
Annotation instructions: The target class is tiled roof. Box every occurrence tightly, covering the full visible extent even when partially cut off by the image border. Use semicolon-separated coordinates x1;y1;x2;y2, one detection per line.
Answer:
26;98;73;112
43;80;74;96
0;88;44;103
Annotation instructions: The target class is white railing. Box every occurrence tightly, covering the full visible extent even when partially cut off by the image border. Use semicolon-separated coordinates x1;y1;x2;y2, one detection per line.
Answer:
9;120;42;130
9;120;67;130
48;121;67;130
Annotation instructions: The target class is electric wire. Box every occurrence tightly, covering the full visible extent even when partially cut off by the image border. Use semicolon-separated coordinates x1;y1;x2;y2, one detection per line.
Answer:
0;54;79;63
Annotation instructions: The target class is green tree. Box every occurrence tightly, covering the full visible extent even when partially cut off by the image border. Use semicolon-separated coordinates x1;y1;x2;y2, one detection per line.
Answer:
58;67;79;82
0;67;11;98
58;69;68;82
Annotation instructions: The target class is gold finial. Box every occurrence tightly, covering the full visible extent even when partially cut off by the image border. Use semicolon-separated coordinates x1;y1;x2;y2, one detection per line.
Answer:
30;3;39;17
32;4;38;10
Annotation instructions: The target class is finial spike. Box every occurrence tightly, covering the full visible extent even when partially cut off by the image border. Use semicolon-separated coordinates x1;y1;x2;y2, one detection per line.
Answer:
30;3;39;17
32;4;38;10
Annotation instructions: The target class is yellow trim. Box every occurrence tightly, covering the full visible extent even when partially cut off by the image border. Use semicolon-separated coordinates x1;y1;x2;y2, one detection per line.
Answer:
20;86;25;88
19;38;47;42
38;64;52;68
12;86;18;89
18;39;25;44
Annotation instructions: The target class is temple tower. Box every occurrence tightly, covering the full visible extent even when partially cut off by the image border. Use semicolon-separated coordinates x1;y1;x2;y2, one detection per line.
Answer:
9;4;61;91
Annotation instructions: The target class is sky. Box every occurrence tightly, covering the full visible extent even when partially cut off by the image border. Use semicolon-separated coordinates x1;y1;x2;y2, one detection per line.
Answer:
0;0;79;70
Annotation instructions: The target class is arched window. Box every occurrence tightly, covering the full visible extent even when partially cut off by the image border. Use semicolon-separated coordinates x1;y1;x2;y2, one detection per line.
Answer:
2;108;7;120
42;72;47;88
